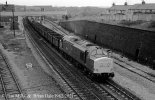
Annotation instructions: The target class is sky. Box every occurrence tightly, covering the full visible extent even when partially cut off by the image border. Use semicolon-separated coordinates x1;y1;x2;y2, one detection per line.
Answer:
0;0;155;7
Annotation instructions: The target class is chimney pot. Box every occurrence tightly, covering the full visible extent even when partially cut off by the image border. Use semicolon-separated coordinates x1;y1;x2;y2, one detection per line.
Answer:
124;2;128;6
142;0;145;5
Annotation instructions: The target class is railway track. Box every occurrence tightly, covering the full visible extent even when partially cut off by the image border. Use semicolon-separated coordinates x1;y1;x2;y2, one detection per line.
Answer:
0;50;26;100
113;56;155;83
24;18;141;100
44;19;69;35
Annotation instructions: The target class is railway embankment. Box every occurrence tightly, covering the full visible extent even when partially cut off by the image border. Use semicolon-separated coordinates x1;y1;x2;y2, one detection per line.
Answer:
59;20;155;69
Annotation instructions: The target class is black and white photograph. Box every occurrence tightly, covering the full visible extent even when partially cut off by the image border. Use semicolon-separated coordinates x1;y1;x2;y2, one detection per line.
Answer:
0;0;155;100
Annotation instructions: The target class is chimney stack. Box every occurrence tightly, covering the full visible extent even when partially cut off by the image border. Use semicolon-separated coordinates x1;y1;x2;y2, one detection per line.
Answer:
124;2;128;6
142;0;145;5
112;2;115;6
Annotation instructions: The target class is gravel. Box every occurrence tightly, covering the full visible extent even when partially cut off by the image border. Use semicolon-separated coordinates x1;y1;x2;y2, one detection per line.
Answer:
113;64;155;100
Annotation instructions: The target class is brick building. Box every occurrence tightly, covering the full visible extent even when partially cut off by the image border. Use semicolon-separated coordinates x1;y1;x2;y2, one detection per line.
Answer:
102;1;155;21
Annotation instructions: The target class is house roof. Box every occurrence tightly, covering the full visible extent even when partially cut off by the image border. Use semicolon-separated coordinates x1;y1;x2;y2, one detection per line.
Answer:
108;3;155;11
108;5;132;11
129;3;155;10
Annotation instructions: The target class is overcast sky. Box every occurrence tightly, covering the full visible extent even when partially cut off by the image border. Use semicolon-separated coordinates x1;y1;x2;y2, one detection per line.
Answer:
0;0;155;7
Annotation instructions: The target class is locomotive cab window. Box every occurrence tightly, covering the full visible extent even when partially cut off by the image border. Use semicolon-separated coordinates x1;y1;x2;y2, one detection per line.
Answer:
60;39;63;48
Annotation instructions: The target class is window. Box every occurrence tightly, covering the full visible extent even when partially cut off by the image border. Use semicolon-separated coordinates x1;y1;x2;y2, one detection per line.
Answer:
59;39;63;48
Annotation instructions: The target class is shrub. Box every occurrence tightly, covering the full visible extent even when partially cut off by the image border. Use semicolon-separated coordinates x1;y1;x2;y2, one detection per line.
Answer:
119;20;144;26
149;21;155;28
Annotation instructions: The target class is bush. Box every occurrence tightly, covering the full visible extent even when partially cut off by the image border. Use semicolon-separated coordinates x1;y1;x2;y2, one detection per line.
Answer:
119;20;144;26
149;21;155;28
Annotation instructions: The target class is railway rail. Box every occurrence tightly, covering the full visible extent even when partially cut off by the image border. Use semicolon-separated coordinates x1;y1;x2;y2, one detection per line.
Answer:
44;19;69;36
113;56;155;83
0;50;26;100
24;18;141;100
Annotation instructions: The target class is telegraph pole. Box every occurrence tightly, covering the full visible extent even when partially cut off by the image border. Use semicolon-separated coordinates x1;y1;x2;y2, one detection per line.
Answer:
0;8;1;27
12;8;15;37
0;4;2;28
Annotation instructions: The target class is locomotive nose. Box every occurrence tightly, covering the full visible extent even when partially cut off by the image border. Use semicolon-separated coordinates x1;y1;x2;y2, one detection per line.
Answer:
94;57;113;73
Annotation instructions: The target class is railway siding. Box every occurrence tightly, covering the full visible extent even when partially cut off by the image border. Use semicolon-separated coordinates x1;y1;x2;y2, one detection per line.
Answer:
59;20;155;68
0;50;25;100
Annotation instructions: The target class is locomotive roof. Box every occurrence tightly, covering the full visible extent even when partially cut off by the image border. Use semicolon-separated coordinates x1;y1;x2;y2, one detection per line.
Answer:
63;35;108;58
47;31;63;39
53;34;63;39
48;30;62;36
63;35;99;51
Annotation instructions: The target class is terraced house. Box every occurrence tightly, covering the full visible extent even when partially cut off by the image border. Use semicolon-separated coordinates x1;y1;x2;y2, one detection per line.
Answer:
102;1;155;21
